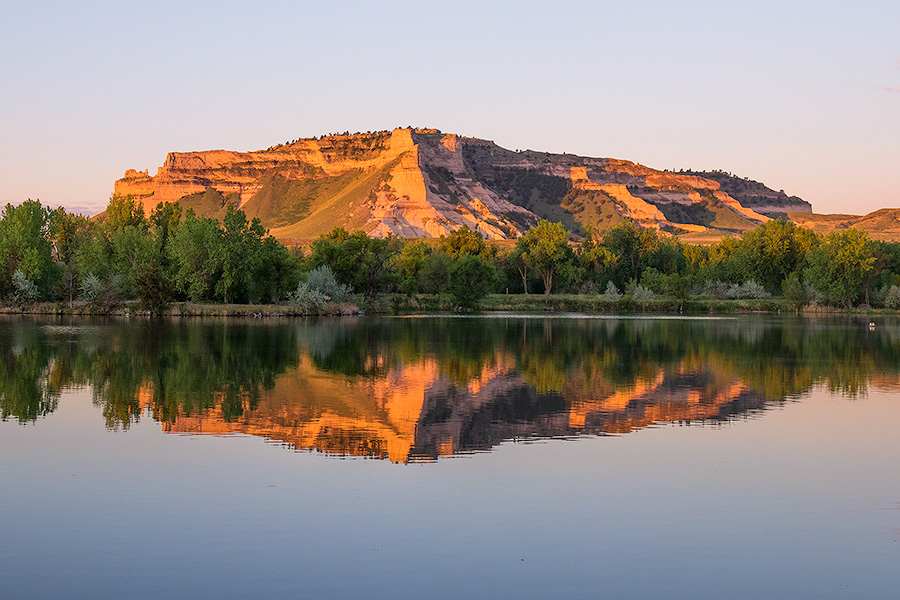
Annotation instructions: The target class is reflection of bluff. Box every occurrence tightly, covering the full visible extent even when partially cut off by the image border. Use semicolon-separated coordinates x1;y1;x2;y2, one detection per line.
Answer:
158;353;769;463
114;128;810;242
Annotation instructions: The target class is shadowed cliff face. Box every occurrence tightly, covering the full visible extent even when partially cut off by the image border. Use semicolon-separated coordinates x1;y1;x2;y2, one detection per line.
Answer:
3;315;898;462
115;128;810;241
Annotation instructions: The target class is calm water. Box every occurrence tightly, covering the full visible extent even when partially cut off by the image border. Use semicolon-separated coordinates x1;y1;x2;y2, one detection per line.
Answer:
1;314;898;599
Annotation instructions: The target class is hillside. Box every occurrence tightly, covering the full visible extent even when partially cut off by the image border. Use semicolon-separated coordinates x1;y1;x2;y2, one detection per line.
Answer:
785;209;900;241
115;127;812;241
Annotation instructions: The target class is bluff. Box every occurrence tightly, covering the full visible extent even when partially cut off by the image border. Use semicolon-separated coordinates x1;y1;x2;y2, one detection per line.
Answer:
115;127;812;241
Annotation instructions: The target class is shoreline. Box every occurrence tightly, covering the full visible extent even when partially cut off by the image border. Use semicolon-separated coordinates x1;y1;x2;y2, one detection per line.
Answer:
0;294;885;318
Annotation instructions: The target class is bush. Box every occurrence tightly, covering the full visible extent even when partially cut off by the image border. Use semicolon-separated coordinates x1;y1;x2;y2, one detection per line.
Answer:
702;279;769;300
11;270;39;306
884;285;900;309
631;284;655;302
703;280;730;300
79;273;103;304
289;282;326;313
783;272;807;308
732;281;770;299
305;265;351;302
79;273;122;313
575;280;601;295
603;281;622;301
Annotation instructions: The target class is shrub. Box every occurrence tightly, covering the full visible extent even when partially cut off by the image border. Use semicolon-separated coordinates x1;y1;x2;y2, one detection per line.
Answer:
575;280;601;295
603;281;622;301
703;280;730;300
79;273;122;313
11;270;39;306
884;285;900;309
289;282;326;313
79;273;103;304
305;265;351;302
732;281;769;299
783;272;807;308
631;284;655;302
702;279;769;300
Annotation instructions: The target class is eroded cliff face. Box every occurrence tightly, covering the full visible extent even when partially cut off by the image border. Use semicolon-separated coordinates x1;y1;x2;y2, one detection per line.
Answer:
115;127;810;240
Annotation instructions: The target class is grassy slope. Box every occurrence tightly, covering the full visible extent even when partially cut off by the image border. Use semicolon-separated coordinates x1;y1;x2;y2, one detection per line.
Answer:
267;162;397;240
787;209;900;241
178;188;240;220
656;192;758;233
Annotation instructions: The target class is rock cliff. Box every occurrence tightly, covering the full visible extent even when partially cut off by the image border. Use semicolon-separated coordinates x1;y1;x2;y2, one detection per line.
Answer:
115;127;812;240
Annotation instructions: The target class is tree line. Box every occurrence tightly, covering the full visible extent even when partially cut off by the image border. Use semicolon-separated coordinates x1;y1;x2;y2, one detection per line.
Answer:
2;196;900;311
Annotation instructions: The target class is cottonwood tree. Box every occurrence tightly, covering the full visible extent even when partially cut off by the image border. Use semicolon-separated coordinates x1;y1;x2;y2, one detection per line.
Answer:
0;200;58;300
805;229;877;307
515;220;572;295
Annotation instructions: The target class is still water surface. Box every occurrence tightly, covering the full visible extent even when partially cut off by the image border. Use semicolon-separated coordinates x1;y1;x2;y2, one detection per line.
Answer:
1;314;898;598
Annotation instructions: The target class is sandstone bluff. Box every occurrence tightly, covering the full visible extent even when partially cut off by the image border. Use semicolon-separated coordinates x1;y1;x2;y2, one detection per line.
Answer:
115;128;811;241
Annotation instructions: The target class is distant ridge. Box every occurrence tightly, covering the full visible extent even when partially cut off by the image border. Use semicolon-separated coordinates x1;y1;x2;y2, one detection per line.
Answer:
115;127;812;241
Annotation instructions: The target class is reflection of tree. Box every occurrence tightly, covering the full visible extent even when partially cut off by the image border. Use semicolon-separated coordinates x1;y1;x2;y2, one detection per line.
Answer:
0;322;59;422
306;317;502;386
4;316;900;458
90;320;302;427
0;317;302;428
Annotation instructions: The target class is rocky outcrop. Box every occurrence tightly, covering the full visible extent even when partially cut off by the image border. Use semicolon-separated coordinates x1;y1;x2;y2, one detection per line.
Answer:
683;170;812;215
115;128;810;240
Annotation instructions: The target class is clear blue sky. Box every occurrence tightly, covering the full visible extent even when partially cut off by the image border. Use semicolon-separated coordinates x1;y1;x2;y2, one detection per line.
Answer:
1;0;897;215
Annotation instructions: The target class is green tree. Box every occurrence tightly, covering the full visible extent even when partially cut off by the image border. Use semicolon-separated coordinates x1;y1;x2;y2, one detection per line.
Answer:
515;220;572;295
168;211;223;301
52;210;94;305
394;241;430;295
419;251;453;295
253;236;302;303
601;219;659;285
805;229;877;307
149;201;183;254
310;228;400;298
0;200;58;300
578;226;617;289
104;194;146;230
448;254;496;308
133;259;172;314
734;220;806;293
439;225;488;259
218;206;266;303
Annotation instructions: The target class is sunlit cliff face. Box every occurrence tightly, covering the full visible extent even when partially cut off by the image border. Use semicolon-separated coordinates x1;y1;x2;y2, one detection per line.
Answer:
113;128;811;243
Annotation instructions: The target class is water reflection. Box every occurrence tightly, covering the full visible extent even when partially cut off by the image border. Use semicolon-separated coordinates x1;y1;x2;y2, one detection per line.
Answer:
2;315;898;462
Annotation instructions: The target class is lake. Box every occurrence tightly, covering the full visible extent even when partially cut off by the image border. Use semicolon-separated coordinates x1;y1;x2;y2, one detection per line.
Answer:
1;314;898;599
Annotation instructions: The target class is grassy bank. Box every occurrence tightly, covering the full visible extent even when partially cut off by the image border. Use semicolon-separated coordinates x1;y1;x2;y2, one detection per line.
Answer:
0;294;886;317
0;300;362;318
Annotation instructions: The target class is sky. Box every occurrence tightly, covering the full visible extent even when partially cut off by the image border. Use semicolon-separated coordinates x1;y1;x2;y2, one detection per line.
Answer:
1;0;898;216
